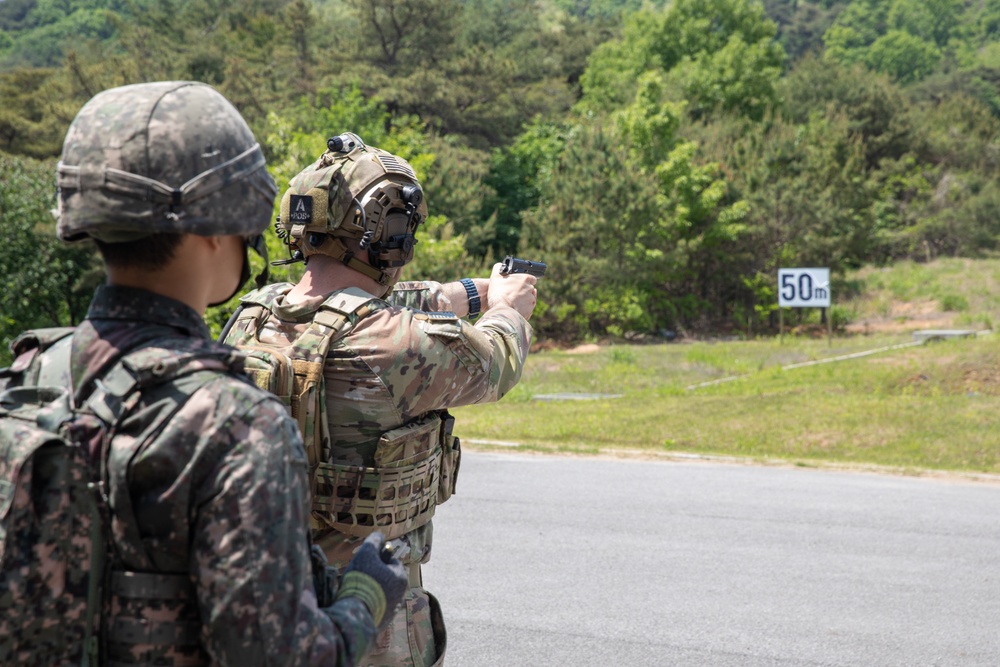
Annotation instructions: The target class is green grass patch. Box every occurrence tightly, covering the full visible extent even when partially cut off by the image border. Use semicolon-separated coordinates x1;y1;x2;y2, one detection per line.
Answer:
456;335;1000;473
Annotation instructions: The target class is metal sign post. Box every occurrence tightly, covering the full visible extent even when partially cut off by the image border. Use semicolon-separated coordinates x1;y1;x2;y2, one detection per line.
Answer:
778;268;832;346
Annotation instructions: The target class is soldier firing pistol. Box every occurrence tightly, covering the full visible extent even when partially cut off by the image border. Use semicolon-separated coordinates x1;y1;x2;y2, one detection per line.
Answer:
500;255;547;278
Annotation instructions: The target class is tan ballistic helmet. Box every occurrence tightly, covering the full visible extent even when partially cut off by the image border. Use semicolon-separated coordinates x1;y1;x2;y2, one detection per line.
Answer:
275;133;428;290
56;81;278;243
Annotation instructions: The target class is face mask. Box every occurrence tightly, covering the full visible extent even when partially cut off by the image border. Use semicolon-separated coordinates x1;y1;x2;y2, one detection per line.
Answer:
209;234;269;307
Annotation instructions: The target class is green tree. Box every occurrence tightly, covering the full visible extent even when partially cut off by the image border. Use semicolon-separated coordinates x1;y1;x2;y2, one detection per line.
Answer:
577;8;662;113
863;29;940;84
0;0;120;68
477;121;567;257
0;153;102;365
823;0;958;84
521;75;747;337
579;0;786;120
887;0;961;48
0;68;70;157
781;54;913;169
332;0;588;148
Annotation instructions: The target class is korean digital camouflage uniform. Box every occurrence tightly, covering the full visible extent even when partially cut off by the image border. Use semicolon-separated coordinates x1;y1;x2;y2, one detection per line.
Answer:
2;287;379;665
0;81;400;666
223;138;533;667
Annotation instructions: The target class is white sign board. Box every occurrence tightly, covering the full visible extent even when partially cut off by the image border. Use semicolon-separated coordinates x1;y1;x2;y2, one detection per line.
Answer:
778;268;831;307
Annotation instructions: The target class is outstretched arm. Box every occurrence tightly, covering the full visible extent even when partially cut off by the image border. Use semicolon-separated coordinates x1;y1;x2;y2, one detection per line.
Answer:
389;279;489;318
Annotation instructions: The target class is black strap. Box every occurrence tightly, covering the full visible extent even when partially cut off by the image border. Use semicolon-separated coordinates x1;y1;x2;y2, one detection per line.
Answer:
111;571;195;601
218;304;246;343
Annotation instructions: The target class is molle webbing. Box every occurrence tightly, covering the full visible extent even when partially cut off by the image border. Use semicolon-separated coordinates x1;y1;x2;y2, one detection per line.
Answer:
312;412;446;539
227;286;455;537
312;445;441;541
106;571;206;667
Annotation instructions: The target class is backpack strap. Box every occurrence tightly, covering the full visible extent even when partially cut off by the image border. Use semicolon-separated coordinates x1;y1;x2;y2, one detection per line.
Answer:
82;340;243;569
1;335;233;667
84;342;242;426
89;343;236;667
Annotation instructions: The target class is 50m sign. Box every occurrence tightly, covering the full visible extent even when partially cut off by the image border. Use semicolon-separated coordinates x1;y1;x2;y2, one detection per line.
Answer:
778;268;830;308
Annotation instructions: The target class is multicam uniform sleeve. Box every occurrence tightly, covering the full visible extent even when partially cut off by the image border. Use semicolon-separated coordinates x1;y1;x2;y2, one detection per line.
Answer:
190;387;376;666
349;303;532;417
386;280;451;312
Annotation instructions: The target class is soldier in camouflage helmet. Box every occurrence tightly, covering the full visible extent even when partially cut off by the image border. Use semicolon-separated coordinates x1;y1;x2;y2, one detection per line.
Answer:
222;134;537;667
1;82;408;666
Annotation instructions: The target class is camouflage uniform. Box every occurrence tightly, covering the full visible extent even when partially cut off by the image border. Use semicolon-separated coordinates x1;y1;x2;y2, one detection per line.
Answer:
226;278;532;667
0;81;407;666
225;136;532;667
1;285;380;665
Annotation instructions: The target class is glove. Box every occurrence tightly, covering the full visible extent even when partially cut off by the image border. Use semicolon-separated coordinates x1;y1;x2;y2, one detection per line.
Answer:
337;532;408;630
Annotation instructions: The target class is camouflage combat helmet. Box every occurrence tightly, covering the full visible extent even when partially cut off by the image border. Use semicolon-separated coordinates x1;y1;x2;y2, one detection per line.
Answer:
274;133;428;292
56;81;278;243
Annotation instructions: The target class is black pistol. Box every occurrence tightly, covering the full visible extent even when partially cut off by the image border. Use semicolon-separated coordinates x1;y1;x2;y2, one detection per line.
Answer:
499;256;547;278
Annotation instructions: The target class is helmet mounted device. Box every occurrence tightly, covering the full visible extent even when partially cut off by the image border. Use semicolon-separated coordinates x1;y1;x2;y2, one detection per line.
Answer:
273;133;428;294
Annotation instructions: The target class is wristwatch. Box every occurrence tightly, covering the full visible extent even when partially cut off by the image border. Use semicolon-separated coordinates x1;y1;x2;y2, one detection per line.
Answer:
459;278;481;317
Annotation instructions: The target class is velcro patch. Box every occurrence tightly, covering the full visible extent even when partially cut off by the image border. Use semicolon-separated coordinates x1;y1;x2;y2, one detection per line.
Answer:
289;195;313;224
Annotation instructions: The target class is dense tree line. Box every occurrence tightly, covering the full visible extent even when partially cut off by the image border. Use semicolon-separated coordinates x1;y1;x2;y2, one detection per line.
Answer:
3;0;1000;353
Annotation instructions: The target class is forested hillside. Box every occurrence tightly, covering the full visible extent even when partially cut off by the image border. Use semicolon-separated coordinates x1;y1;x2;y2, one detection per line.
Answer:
3;0;1000;353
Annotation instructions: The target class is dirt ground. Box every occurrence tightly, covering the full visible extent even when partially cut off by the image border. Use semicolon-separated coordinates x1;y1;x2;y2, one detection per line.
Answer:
845;299;961;335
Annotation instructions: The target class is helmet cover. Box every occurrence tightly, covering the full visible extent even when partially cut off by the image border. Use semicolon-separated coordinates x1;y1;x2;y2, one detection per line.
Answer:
57;81;278;243
276;134;428;276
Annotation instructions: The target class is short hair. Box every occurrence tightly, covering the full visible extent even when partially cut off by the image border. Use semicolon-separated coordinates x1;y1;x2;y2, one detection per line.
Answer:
94;233;185;270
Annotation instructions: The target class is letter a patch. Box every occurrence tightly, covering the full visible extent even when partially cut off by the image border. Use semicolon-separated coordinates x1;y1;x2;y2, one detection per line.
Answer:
290;195;313;223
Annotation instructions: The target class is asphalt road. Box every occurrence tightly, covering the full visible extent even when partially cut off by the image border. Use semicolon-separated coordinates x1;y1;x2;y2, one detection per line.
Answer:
423;452;1000;667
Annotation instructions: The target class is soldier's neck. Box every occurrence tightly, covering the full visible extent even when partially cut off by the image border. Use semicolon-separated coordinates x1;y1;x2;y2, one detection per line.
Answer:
103;235;239;316
287;255;382;303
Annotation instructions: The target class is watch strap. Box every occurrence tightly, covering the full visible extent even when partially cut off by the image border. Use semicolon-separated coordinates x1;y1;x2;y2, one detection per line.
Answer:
459;278;481;317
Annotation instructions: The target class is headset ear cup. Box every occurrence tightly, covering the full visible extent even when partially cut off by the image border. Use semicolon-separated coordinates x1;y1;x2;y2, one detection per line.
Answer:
402;184;422;207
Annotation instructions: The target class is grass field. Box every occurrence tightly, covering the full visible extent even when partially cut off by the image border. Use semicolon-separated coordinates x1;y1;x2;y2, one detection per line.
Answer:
454;258;1000;476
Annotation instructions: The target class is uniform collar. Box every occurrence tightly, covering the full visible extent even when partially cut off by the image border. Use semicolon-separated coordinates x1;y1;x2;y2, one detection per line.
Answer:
265;283;356;323
86;285;211;339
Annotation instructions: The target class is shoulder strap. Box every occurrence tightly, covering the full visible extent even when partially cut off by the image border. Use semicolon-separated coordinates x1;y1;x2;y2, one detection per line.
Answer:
85;340;242;425
221;283;294;347
291;287;381;363
10;327;76;357
238;282;294;310
227;286;382;360
314;286;380;330
86;340;242;572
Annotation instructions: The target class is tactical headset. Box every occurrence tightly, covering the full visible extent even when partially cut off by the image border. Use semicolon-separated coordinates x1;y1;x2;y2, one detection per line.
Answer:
274;133;428;294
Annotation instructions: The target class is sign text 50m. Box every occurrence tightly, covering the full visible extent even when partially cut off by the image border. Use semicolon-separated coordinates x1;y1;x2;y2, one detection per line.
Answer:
778;268;830;308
